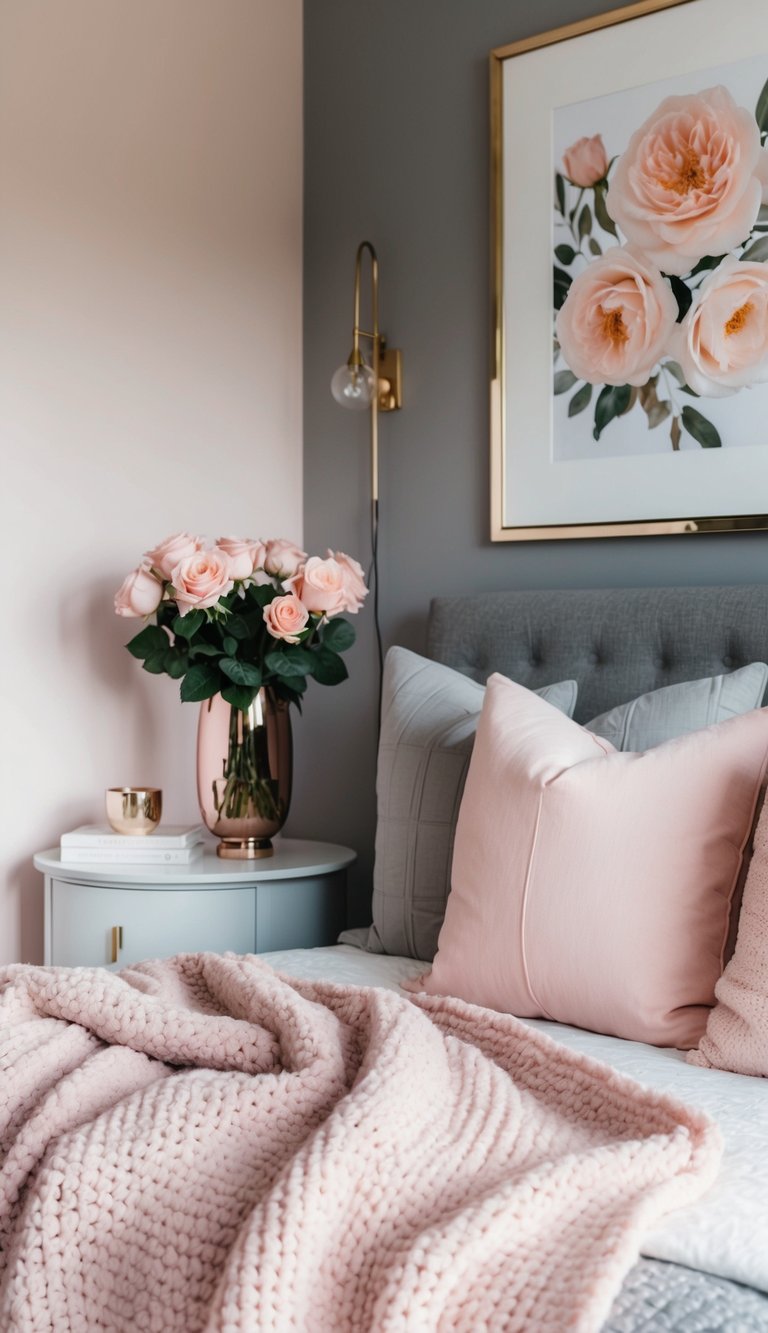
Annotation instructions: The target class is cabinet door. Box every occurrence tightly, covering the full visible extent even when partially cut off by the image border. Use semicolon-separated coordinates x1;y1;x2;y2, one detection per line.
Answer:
50;880;256;969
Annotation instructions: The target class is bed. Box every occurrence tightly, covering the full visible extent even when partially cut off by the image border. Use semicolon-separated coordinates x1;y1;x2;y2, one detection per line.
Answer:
3;583;768;1330
274;584;768;1330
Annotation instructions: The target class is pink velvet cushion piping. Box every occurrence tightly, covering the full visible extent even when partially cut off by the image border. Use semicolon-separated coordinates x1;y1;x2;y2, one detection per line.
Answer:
689;794;768;1075
409;675;768;1048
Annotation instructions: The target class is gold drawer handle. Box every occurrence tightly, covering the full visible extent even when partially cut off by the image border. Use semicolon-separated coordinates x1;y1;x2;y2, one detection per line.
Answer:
110;925;124;964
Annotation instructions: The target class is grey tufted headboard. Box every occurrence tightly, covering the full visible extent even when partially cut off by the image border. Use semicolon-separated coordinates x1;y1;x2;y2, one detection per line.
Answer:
427;585;768;724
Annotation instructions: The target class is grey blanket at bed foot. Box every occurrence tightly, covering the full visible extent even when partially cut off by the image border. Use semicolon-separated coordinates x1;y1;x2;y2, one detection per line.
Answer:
604;1258;768;1331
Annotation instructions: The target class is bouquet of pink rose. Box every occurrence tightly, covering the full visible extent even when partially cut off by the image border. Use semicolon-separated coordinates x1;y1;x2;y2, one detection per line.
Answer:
114;532;368;711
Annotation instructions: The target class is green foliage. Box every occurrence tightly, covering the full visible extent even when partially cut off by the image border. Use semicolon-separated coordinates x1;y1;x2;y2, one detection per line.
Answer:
592;384;631;441
568;381;592;418
681;405;722;448
756;76;768;137
122;573;362;711
553;369;577;395
553;266;572;312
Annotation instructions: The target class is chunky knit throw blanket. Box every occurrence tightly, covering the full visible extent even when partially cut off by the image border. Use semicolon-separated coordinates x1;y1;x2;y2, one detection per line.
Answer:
0;954;720;1332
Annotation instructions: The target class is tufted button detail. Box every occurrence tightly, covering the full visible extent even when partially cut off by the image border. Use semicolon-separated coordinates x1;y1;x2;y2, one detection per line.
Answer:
588;652;600;666
722;655;734;668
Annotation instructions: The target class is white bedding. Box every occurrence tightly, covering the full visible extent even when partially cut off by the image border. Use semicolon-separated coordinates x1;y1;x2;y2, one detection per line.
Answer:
261;944;768;1295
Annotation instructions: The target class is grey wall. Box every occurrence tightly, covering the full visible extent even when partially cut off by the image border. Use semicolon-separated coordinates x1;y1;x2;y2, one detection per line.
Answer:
293;0;768;925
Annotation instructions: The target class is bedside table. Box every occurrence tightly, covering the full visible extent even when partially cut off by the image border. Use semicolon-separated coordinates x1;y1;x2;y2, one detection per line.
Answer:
35;839;355;969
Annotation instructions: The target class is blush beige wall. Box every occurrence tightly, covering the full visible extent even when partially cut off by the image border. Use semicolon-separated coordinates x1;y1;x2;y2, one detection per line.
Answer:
0;0;303;963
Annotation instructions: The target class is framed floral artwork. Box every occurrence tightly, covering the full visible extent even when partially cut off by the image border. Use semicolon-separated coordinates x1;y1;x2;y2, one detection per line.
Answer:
490;0;768;540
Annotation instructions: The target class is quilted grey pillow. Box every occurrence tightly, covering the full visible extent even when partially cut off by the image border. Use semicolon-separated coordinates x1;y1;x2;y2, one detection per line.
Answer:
586;663;768;750
341;647;577;962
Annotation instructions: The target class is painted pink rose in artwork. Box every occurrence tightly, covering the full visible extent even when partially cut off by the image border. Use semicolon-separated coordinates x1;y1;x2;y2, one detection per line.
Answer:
605;86;768;277
215;537;267;581
556;246;677;386
144;531;204;581
263;537;307;579
170;550;234;615
562;134;608;187
326;549;368;613
263;593;309;643
114;565;164;617
669;255;768;398
289;556;347;616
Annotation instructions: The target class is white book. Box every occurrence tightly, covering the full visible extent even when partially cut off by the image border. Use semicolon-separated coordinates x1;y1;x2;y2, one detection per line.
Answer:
60;824;206;850
59;845;205;866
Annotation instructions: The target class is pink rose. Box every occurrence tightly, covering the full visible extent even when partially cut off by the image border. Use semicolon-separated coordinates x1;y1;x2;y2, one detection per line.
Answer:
562;134;608;187
606;86;768;277
556;246;677;386
144;531;204;581
264;593;309;644
670;256;768;398
215;537;267;581
289;556;346;616
263;537;307;579
170;549;234;616
327;549;368;613
114;565;164;618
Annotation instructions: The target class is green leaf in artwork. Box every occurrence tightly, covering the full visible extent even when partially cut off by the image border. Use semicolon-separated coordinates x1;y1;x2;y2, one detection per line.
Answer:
741;235;768;263
756;76;768;135
578;204;592;239
172;610;204;640
180;663;221;702
142;651;170;675
554;243;576;265
553;266;572;311
189;642;220;658
555;172;566;216
568;382;592;418
588;237;602;256
593;185;617;238
221;684;256;711
220;658;262;687
226;615;253;640
553;369;577;395
222;636;238;656
592;384;631;441
312;647;349;687
681;405;722;448
321;618;356;653
668;275;693;322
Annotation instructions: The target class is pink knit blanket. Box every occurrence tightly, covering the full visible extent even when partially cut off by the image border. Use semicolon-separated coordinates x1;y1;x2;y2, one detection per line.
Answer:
0;954;720;1332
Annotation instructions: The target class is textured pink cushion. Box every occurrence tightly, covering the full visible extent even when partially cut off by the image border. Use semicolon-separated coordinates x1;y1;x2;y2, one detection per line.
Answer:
412;675;768;1048
689;797;768;1075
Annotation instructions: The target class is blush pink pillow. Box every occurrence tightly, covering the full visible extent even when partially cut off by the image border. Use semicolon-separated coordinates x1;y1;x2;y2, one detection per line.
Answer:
408;675;768;1048
689;796;768;1075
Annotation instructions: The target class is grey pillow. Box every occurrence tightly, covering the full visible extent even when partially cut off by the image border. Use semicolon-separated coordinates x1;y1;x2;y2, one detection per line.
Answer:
586;663;768;750
340;647;577;962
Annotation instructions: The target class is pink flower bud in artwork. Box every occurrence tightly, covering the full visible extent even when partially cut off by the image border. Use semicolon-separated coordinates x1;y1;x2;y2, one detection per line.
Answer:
562;134;608;187
114;565;164;617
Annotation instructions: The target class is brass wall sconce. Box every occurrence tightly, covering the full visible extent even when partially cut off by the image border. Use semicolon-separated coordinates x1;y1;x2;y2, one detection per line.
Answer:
331;241;403;699
330;241;403;516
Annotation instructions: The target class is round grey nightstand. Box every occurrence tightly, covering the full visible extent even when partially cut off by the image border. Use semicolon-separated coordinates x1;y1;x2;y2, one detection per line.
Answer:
35;838;356;969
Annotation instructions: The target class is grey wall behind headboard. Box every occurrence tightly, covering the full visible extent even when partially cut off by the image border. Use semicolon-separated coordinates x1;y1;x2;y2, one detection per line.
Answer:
294;0;768;925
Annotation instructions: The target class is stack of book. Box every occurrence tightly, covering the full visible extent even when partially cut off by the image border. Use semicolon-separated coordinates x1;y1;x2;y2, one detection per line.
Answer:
59;825;207;865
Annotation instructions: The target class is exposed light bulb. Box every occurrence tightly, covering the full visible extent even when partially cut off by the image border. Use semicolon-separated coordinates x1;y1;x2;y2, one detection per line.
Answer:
331;361;376;411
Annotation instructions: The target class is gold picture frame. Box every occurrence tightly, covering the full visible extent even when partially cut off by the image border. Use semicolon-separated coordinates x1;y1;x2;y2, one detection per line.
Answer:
490;0;768;540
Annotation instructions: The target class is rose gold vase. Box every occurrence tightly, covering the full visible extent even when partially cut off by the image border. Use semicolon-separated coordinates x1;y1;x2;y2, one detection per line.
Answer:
196;689;292;858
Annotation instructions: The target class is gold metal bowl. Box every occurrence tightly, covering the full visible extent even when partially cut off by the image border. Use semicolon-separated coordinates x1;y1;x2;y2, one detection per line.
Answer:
105;787;162;835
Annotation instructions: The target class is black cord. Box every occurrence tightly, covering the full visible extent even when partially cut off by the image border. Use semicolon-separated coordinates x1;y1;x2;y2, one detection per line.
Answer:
368;496;383;734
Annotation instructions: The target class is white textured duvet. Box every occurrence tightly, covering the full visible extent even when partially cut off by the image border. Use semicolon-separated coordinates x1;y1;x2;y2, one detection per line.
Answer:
261;944;768;1295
